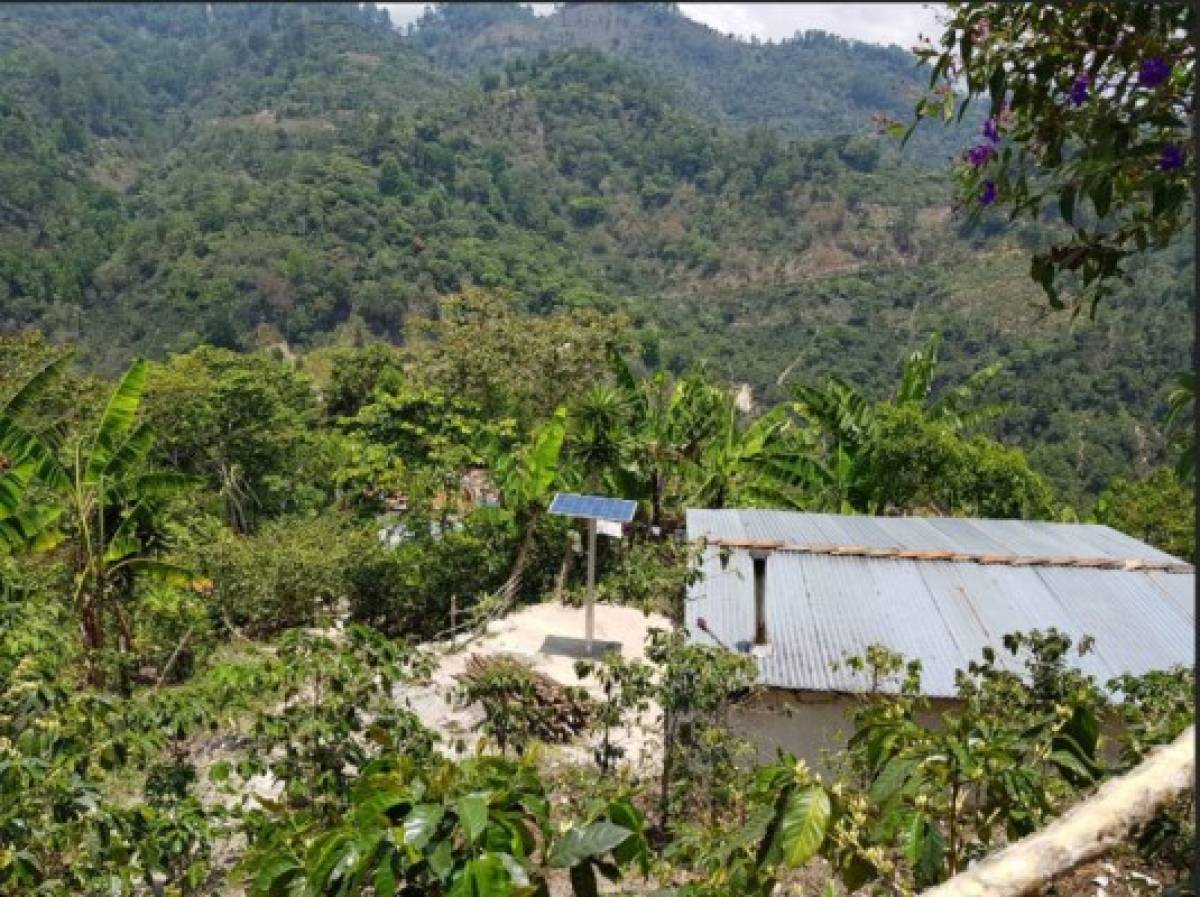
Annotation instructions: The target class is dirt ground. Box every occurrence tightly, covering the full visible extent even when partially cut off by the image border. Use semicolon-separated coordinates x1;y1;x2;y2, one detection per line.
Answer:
396;601;671;771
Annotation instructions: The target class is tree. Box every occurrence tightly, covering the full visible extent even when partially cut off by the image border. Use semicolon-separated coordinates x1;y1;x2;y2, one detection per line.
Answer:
1164;371;1194;482
488;406;569;598
378;155;403;196
909;2;1194;310
1093;467;1194;560
61;359;196;689
685;390;825;511
404;290;634;427
141;347;329;531
790;333;1037;516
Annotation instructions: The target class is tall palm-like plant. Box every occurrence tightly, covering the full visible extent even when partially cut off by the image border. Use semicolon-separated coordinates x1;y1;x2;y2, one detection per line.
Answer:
569;383;633;491
687;389;828;510
792;333;1007;512
606;354;726;527
489;406;569;599
1164;371;1194;482
62;359;195;688
790;376;877;511
897;333;1007;432
0;351;73;554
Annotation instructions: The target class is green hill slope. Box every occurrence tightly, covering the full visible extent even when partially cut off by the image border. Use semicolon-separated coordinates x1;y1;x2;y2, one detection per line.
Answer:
0;2;1190;506
404;1;976;163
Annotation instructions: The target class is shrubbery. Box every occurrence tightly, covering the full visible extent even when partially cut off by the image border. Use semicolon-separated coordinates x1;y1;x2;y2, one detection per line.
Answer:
196;513;377;637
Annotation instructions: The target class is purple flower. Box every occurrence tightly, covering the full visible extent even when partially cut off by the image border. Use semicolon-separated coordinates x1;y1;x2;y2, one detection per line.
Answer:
1159;144;1185;171
1069;75;1089;107
980;179;997;206
966;143;996;168
983;117;1000;143
1139;56;1171;88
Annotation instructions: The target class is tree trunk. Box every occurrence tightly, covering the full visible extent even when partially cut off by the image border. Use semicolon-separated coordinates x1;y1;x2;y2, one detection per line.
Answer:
553;532;576;600
503;505;542;603
80;597;105;688
659;707;675;833
921;725;1195;897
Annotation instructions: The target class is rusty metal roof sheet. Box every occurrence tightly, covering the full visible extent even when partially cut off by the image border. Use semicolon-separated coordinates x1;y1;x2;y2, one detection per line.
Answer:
685;510;1194;697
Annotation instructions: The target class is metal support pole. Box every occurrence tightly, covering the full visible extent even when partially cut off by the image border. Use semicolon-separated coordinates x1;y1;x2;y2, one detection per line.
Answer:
585;517;596;651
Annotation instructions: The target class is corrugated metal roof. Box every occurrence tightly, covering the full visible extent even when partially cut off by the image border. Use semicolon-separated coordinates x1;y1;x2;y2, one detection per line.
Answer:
685;510;1194;698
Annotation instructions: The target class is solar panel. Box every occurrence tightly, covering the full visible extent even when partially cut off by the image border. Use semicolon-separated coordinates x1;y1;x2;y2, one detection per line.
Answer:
548;493;638;523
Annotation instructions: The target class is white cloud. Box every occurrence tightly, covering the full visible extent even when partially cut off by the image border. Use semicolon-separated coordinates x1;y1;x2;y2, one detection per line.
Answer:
381;3;945;48
380;3;555;32
678;3;945;48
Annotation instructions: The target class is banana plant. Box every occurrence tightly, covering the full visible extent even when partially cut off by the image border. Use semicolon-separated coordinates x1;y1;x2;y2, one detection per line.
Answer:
61;359;197;688
1164;371;1194;482
487;406;569;598
792;333;1008;512
0;350;73;554
686;396;828;511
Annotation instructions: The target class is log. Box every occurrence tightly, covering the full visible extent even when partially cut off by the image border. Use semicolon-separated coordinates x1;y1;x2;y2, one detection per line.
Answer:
457;654;593;743
922;725;1195;897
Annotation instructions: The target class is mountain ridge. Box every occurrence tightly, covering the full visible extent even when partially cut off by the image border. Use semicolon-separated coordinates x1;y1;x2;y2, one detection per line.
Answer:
0;2;1189;506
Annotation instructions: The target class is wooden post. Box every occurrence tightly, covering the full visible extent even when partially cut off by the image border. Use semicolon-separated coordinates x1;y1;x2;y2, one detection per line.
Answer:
585;518;596;650
450;594;457;634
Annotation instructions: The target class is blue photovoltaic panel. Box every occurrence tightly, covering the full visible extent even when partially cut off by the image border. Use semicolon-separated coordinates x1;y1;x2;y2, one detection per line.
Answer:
549;493;637;523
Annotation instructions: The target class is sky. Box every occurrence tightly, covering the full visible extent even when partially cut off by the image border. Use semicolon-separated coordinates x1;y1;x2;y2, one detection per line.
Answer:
380;3;946;49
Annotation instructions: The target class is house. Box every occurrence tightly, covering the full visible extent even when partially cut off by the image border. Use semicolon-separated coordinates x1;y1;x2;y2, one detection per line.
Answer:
685;509;1194;766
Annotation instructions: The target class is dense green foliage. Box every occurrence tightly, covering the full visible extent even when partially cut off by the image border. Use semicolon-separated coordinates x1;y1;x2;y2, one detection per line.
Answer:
1;318;1194;894
409;2;977;161
0;6;1193;895
0;3;1189;506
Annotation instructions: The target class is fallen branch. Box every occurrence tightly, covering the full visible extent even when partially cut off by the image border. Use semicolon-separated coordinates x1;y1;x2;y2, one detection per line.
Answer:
921;725;1195;897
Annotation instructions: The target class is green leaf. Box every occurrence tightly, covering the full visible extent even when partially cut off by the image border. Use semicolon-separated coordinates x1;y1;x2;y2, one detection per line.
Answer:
547;822;633;868
774;786;830;868
427;839;454;880
869;754;917;805
449;855;507;897
1049;749;1095;783
904;812;946;887
374;859;398;897
496;852;530;888
457;793;489;844
86;358;149;482
1;349;73;418
403;803;444;850
1090;178;1112;219
605;798;648;874
249;855;303;897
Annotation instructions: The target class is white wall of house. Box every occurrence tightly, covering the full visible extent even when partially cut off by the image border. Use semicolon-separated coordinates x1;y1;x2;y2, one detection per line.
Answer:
729;688;958;776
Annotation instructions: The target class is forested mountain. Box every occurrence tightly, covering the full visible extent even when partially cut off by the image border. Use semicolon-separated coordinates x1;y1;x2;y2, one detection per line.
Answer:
0;2;1191;506
406;2;976;162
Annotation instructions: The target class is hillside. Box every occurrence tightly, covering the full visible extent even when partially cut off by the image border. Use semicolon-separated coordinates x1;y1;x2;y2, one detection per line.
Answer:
405;1;976;163
0;2;1191;506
